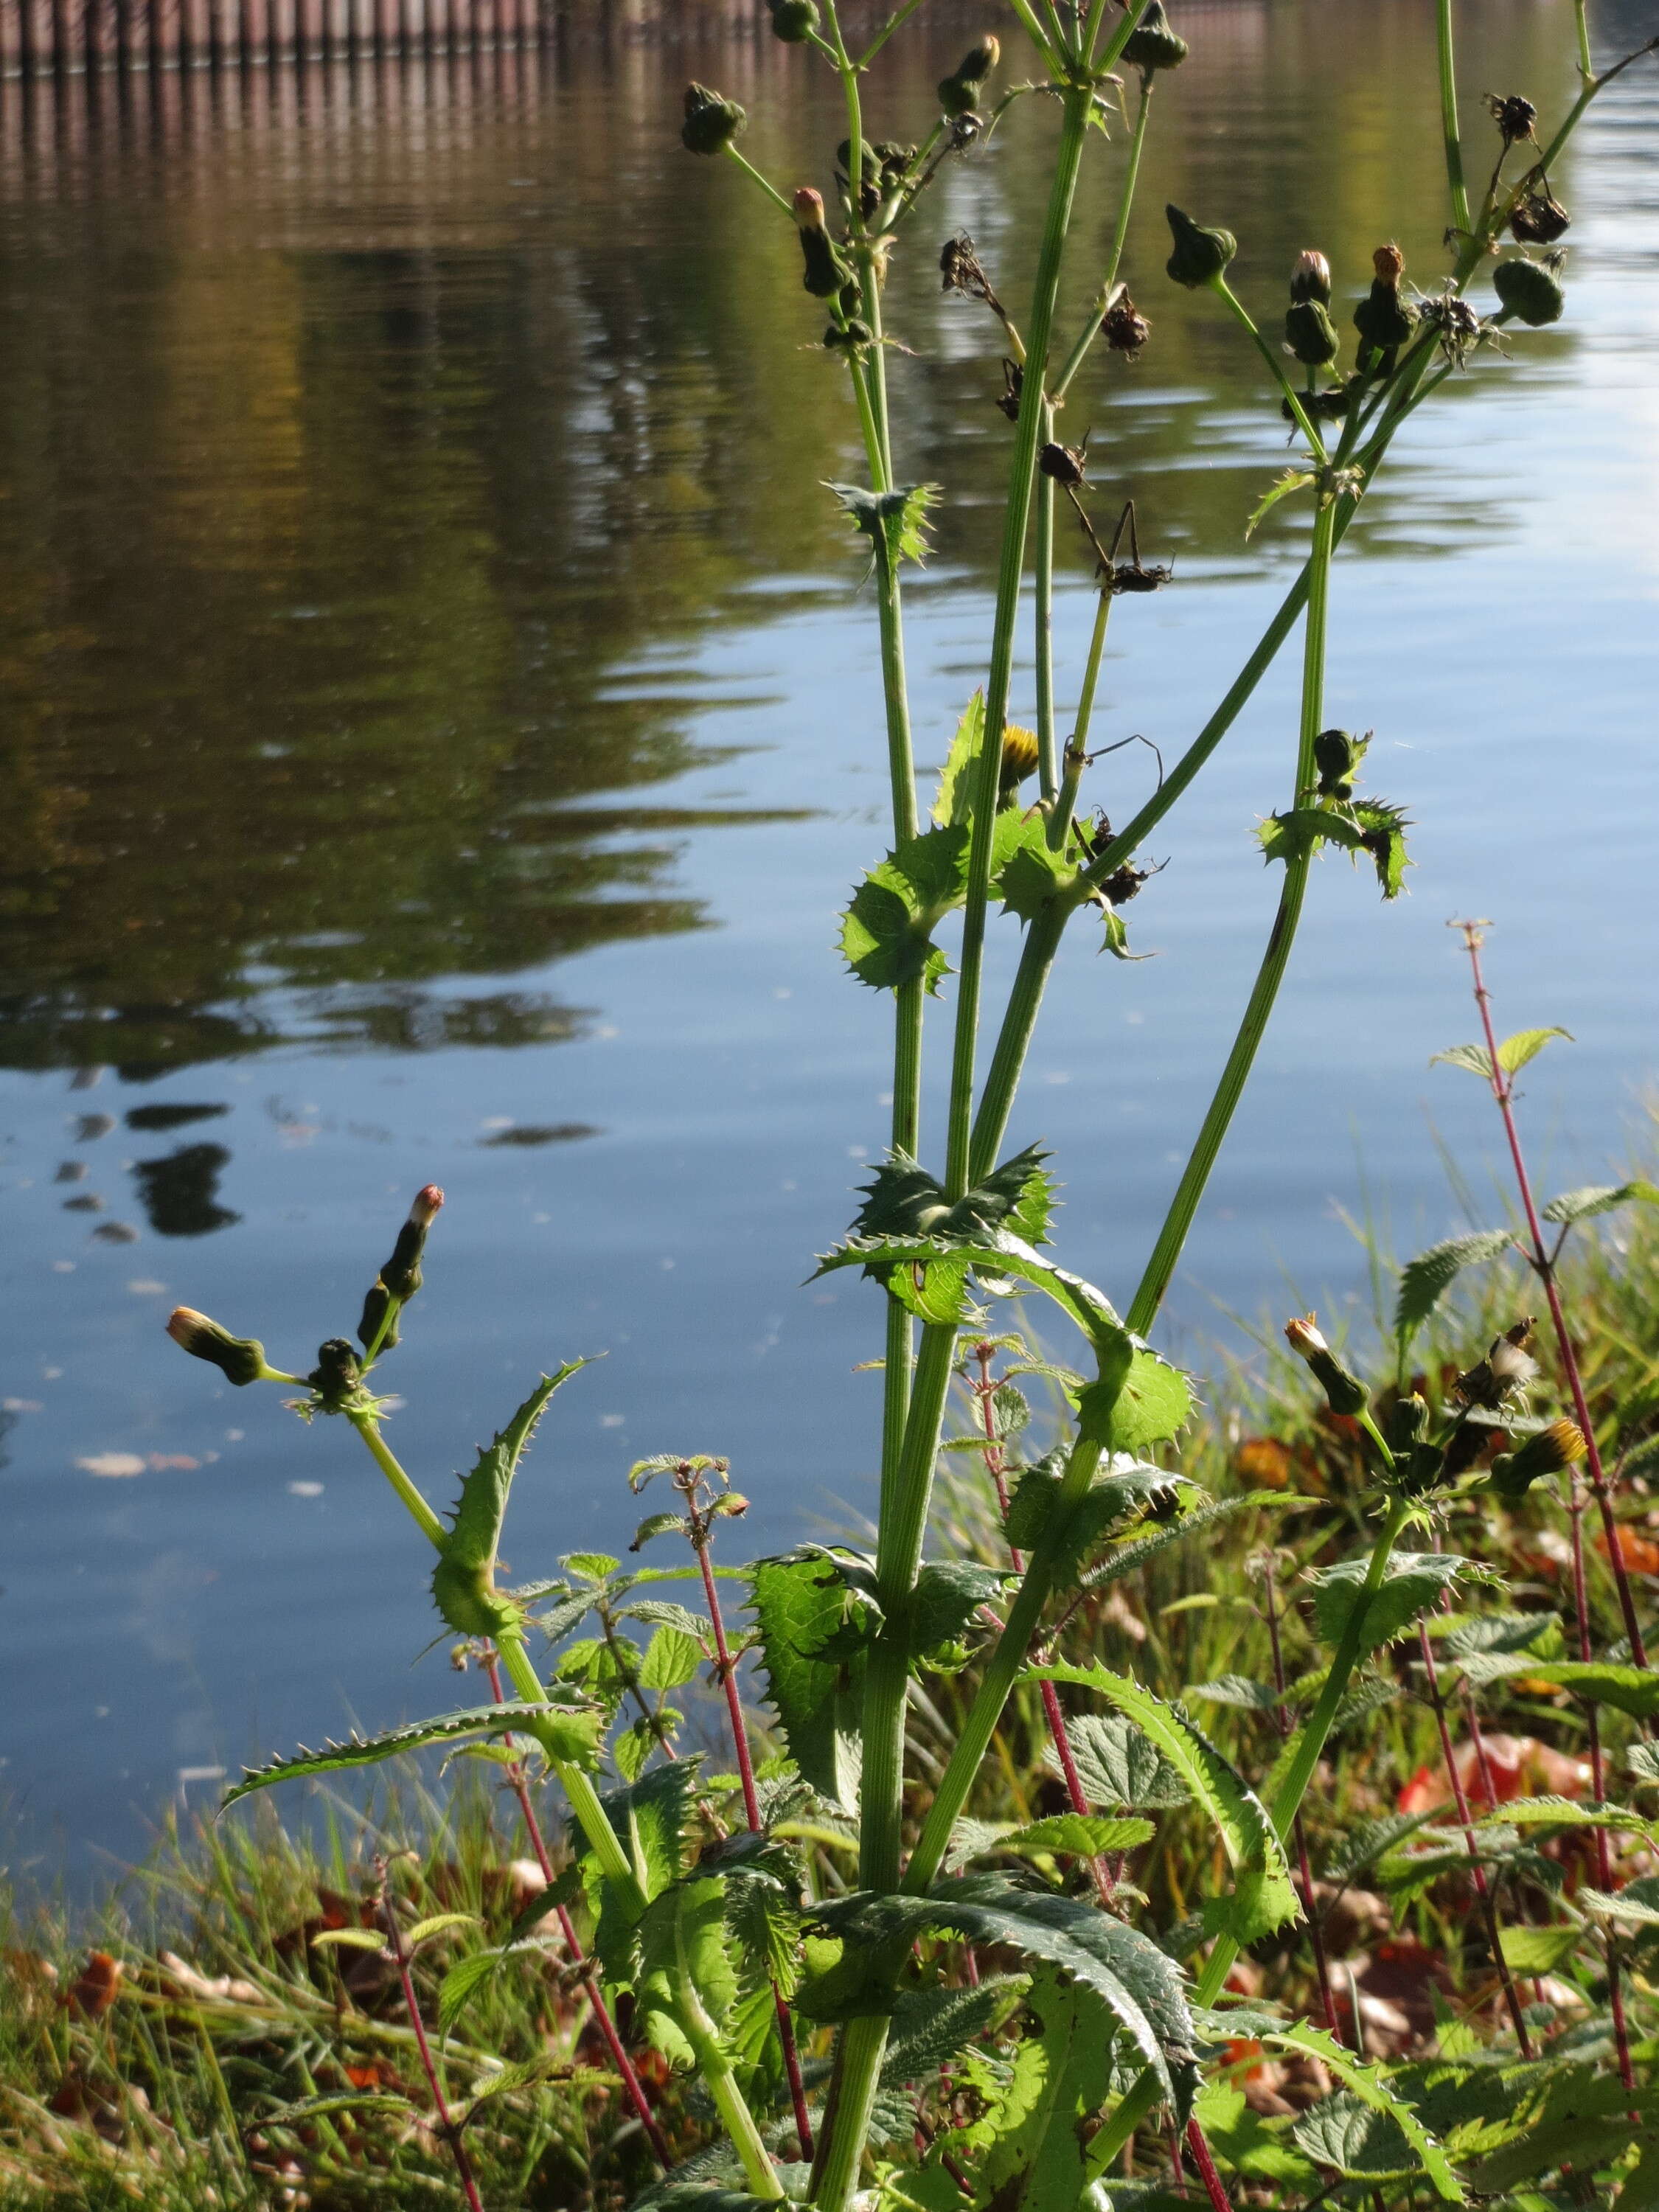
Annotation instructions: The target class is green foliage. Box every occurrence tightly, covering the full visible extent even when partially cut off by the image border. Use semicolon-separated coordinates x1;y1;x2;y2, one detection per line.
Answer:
1257;796;1413;899
1305;1548;1470;1655
827;480;937;574
431;1365;588;1636
1395;1229;1514;1341
1432;1026;1573;1081
220;1701;601;1811
932;692;984;829
841;824;970;995
749;1547;881;1806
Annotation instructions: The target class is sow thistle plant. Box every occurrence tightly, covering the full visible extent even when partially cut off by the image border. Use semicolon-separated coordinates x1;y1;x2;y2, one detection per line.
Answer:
164;4;1659;2208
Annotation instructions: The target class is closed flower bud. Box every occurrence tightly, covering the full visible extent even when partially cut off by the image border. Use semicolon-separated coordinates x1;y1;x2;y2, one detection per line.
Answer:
167;1306;270;1388
358;1185;445;1350
1121;0;1188;72
794;187;849;297
1284;1311;1368;1419
938;39;998;119
1492;254;1564;326
953;35;999;82
1490;1417;1586;1498
308;1337;363;1406
1284;298;1339;366
681;81;746;157
1313;726;1367;799
1388;1391;1430;1453
1353;244;1416;363
1164;204;1236;290
1290;250;1332;306
1509;189;1570;244
768;0;818;41
824;319;872;349
998;725;1040;804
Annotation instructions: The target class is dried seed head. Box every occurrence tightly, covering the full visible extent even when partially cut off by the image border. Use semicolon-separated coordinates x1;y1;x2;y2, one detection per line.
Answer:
1037;439;1088;487
1372;243;1405;285
1121;0;1188;73
1164;204;1237;290
1102;859;1152;906
681;82;746;157
1492;253;1565;326
1509;189;1571;244
1290;249;1332;306
1485;91;1538;145
308;1337;363;1406
1284;298;1340;366
940;232;995;303
167;1307;269;1388
998;724;1041;804
1102;292;1151;356
1455;1318;1539;1409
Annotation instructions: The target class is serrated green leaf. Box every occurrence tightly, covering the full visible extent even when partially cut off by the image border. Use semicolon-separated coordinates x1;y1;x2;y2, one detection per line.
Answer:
1306;1551;1468;1657
639;1625;705;1692
1031;1663;1298;1944
1080;1494;1288;1594
880;1976;1026;2088
1190;1674;1281;1712
622;1600;712;1639
992;810;1073;923
933;692;984;827
1321;1809;1435;1886
840;823;971;997
1258;2023;1464;2200
811;1876;1197;2118
405;1912;480;1947
1541;1179;1659;1225
637;1876;740;2068
1451;1658;1659;1717
1578;1877;1659;1927
1498;1923;1582;1973
748;1548;880;1808
631;1512;689;1552
996;1814;1155;1859
465;2056;612;2112
1430;1041;1495;1078
432;1365;589;1638
1476;1794;1654;1837
1294;2093;1416;2180
827;479;937;572
439;1946;509;2031
911;1560;1010;1669
252;2090;413;2129
937;1971;1121;2211
1194;2079;1318;2186
1394;1231;1514;1342
310;1927;386;1952
1245;466;1316;540
220;1702;600;1813
1051;1712;1190;1810
562;1551;621;1579
1497;1026;1572;1073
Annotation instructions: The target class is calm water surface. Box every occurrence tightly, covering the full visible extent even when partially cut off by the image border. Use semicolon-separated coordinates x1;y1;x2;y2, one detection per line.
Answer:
2;0;1657;1877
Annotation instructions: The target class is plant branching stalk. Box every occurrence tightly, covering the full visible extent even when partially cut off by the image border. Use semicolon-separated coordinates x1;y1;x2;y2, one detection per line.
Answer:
1436;0;1472;240
379;1868;487;2212
350;1413;447;1549
1035;399;1060;801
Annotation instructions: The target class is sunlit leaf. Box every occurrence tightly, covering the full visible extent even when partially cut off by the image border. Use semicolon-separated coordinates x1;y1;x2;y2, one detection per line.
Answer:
220;1703;600;1812
1394;1231;1513;1343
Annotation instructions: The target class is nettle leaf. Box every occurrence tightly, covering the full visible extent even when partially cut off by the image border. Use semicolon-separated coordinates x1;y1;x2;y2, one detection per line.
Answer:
1321;1809;1435;1887
933;691;984;828
813;1874;1198;2119
1052;1711;1190;1811
1453;1658;1659;1718
938;1970;1121;2211
814;1229;1129;1372
749;1548;881;1808
880;1976;1026;2088
1293;2093;1416;2180
1394;1230;1514;1343
639;1625;705;1692
1194;2080;1317;2188
637;1876;740;2068
432;1365;589;1638
827;479;937;574
1542;1178;1659;1225
1305;1551;1469;1657
220;1703;600;1812
1498;1923;1583;1974
465;2056;613;2114
1579;1877;1659;1927
1431;1026;1571;1082
1259;2024;1464;2202
1191;1674;1281;1713
722;1865;804;2002
911;1560;1011;1669
1081;1493;1287;1594
254;2090;414;2129
996;1814;1155;1860
1431;1610;1563;1662
622;1600;712;1640
1032;1663;1297;1944
631;1512;690;1552
841;824;970;997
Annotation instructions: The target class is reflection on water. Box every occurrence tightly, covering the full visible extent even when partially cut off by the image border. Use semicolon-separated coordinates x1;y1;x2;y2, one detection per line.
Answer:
1;0;1657;1874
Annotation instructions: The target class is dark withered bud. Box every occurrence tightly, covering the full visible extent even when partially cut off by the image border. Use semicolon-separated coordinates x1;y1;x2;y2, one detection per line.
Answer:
1165;204;1236;290
1290;249;1332;307
768;0;819;41
1489;1417;1586;1500
874;141;914;178
998;725;1040;805
1102;859;1152;905
1102;292;1151;356
167;1306;271;1388
1284;299;1339;366
1455;1318;1539;1410
1284;1312;1368;1419
794;187;849;298
358;1183;444;1350
1485;91;1537;145
1121;0;1187;72
308;1337;363;1407
681;81;745;157
1313;726;1368;799
1038;439;1087;487
836;137;879;189
1509;189;1570;245
1353;243;1416;363
1283;382;1353;425
995;359;1023;421
1493;254;1564;326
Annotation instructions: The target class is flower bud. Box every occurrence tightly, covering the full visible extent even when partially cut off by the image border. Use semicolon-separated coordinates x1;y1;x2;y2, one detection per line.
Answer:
167;1307;269;1388
681;81;746;158
1038;439;1087;487
794;187;849;298
1284;299;1339;366
308;1337;363;1408
768;0;819;41
938;37;998;118
1489;1418;1586;1499
1353;244;1416;364
1290;250;1332;307
1492;255;1564;327
1102;292;1151;356
1121;0;1188;72
1509;190;1570;245
1164;204;1236;290
358;1185;444;1351
1387;1391;1429;1454
998;725;1040;805
1284;1312;1368;1419
824;319;872;350
1313;726;1367;799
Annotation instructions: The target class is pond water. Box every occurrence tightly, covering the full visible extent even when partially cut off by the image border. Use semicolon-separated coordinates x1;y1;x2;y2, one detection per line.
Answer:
2;0;1657;1880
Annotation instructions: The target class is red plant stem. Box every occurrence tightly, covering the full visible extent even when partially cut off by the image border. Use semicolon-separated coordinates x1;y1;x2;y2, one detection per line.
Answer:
1563;1501;1638;2096
694;1524;816;2159
481;1658;673;2164
378;1865;486;2212
1184;2118;1236;2212
1414;1626;1533;2056
1262;1557;1343;2043
1458;925;1646;1666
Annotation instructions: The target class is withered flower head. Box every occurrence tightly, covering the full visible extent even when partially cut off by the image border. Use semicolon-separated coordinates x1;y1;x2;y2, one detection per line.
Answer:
1373;243;1405;284
1485;91;1538;145
681;82;746;158
1038;439;1088;488
1509;189;1571;244
1102;292;1152;356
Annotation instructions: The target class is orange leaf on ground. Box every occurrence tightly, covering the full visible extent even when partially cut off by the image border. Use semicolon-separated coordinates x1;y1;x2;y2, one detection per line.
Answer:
1598;1526;1659;1576
66;1952;122;2017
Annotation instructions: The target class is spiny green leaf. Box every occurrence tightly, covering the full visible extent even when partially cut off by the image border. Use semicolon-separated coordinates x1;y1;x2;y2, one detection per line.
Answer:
995;1814;1155;1859
1080;1494;1292;1594
880;1976;1026;2087
1257;2023;1464;2201
992;810;1074;923
839;824;970;995
1321;1809;1435;1886
937;1972;1122;2210
1450;1658;1659;1717
748;1548;880;1808
465;2056;613;2114
827;479;937;571
431;1364;589;1637
637;1876;740;2067
933;691;984;827
1394;1231;1514;1342
1245;466;1316;539
220;1702;599;1812
1541;1178;1659;1225
1305;1550;1468;1656
1031;1663;1298;1944
852;1144;1054;1248
1050;1712;1190;1810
